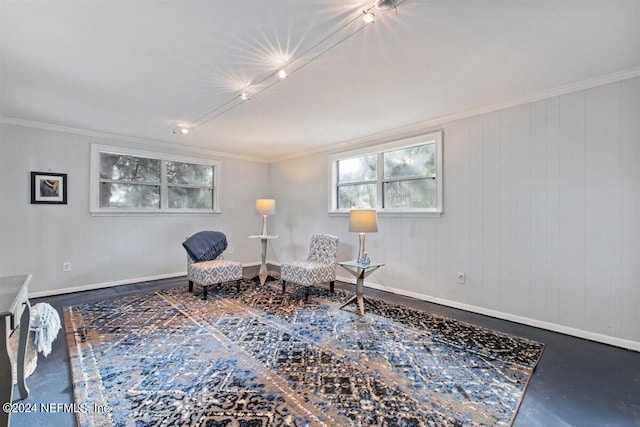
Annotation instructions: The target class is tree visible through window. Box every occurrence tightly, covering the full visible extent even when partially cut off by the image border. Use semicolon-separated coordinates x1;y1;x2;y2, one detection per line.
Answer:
337;155;377;209
383;144;436;209
99;154;161;209
330;131;442;214
166;161;214;209
91;145;219;213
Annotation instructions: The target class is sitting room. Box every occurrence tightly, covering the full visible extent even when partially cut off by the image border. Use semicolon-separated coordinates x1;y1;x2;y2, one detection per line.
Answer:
1;1;639;426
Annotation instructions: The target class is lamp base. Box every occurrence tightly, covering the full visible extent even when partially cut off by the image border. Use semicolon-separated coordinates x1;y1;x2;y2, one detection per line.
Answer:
357;233;366;263
261;215;269;236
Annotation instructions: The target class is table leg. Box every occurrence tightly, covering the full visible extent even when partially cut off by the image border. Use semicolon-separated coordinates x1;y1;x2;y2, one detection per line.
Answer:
16;302;30;399
355;273;365;316
339;264;382;316
258;239;268;286
357;295;365;316
249;238;278;286
0;317;13;427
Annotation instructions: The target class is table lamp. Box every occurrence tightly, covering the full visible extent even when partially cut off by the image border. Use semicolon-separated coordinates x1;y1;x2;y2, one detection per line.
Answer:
349;209;378;263
256;198;276;236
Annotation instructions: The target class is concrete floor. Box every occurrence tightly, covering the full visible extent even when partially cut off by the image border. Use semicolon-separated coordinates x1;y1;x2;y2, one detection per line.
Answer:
9;273;640;427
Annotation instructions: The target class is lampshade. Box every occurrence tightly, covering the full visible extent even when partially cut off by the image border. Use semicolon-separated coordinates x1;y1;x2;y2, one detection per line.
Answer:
255;199;276;215
349;209;378;233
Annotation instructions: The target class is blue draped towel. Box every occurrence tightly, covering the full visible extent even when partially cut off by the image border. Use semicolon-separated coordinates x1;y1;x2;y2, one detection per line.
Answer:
183;231;228;262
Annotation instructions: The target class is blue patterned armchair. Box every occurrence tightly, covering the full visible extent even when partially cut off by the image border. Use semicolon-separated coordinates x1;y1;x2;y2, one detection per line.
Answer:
281;234;339;300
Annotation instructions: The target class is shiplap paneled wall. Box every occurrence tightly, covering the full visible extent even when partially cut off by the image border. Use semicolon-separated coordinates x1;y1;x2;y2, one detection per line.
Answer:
0;124;270;296
270;77;640;349
0;77;637;348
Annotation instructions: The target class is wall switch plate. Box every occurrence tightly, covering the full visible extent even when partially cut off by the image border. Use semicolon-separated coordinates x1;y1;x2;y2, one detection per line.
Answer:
456;272;465;284
63;262;72;272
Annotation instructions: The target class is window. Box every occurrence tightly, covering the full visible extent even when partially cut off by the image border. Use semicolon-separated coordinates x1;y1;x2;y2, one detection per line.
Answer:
91;144;220;214
337;154;377;209
329;131;442;215
166;161;215;209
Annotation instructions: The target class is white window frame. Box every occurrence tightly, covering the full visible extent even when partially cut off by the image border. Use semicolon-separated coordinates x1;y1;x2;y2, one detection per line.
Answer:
90;144;221;215
328;131;443;216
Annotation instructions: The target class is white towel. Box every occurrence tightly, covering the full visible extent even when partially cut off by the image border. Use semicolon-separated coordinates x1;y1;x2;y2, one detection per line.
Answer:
29;302;61;357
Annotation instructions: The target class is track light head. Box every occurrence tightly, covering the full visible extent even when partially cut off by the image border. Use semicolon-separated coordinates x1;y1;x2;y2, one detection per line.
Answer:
362;11;375;24
374;0;397;10
172;123;191;135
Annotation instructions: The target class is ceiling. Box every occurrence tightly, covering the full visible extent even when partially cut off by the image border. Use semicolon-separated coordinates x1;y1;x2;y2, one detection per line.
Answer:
1;1;639;162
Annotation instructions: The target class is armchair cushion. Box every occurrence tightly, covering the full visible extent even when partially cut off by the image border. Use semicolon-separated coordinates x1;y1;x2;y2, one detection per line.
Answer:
187;254;243;300
281;261;336;287
188;258;243;286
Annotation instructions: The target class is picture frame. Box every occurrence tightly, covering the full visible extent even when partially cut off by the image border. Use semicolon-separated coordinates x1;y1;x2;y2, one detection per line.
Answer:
31;172;68;204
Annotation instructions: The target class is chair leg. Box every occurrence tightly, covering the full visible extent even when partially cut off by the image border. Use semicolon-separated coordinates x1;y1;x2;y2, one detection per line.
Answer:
330;281;335;294
203;286;208;300
236;280;241;292
188;280;193;293
282;280;286;294
305;286;309;301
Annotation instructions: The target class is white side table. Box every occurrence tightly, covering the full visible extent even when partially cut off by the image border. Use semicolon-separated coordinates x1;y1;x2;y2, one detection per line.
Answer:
338;261;384;315
248;235;279;285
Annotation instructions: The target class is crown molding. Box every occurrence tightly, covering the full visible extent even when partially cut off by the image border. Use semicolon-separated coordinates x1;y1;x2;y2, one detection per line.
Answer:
272;67;640;163
3;67;639;165
0;115;267;163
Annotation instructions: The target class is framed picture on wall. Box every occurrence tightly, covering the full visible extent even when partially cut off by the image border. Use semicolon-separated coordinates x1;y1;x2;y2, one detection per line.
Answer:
31;172;67;204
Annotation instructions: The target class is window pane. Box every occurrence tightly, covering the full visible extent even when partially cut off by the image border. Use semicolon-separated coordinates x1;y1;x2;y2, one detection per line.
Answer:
99;183;160;208
99;153;160;182
166;161;213;186
384;179;436;208
338;155;377;183
383;144;435;179
168;187;213;209
338;184;377;209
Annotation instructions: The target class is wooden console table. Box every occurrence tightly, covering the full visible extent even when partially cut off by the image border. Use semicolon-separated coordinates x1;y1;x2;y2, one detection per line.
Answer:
0;275;31;427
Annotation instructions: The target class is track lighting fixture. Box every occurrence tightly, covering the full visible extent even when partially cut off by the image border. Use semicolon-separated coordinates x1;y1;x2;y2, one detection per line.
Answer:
362;11;375;24
179;0;404;128
374;0;397;11
172;123;191;135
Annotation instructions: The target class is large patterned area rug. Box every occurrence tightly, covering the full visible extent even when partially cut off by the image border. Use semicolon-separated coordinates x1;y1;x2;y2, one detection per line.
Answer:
64;281;544;426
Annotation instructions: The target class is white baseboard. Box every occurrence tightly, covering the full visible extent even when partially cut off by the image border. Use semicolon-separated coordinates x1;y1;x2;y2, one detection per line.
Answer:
29;267;638;352
336;275;640;352
29;272;188;298
244;261;262;267
29;261;263;299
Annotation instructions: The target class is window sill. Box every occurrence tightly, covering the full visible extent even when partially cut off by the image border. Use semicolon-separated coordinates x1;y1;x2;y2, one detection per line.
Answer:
90;210;221;217
328;210;442;218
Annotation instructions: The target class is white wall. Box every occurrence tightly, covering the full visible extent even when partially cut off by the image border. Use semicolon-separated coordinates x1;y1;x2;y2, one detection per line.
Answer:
269;77;640;350
1;77;638;350
0;123;270;295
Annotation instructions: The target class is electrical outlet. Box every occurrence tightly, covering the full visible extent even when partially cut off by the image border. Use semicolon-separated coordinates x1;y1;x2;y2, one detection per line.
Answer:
227;246;234;255
63;262;72;272
456;272;465;284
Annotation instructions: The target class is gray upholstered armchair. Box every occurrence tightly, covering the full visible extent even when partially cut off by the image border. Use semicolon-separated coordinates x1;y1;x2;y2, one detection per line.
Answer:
280;234;339;300
187;255;243;300
183;231;243;300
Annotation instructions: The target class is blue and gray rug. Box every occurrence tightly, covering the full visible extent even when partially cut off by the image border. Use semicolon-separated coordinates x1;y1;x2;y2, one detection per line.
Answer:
64;281;544;426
